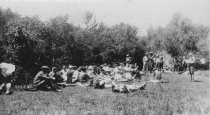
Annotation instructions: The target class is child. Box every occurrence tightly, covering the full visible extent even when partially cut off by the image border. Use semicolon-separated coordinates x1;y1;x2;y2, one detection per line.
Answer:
153;68;162;81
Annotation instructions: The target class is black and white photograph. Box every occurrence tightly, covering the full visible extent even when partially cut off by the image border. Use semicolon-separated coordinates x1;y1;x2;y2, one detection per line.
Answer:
0;0;209;115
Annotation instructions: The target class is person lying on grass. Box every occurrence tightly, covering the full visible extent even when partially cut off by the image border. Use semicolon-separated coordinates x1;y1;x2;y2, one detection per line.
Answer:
0;62;15;95
31;66;61;92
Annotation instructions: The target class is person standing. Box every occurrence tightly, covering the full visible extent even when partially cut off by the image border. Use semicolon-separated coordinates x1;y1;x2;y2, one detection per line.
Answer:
188;52;196;81
126;54;131;67
148;52;155;72
142;53;149;74
159;55;164;71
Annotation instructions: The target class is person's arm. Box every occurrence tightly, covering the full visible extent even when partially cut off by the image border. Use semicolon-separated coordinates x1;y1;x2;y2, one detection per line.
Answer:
40;73;54;80
153;71;156;77
48;72;56;80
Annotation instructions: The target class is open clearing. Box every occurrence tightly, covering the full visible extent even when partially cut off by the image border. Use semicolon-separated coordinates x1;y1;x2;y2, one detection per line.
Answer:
0;71;209;115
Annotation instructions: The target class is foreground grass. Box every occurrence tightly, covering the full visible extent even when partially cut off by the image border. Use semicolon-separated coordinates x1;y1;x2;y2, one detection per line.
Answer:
0;71;209;115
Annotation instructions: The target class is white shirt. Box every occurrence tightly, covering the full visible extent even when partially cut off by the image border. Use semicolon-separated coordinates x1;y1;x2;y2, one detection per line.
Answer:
0;63;15;77
72;70;79;82
188;56;195;64
143;56;148;62
60;69;68;81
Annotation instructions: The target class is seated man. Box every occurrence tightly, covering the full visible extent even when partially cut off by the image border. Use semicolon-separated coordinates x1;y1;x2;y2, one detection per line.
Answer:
0;62;16;95
49;67;63;83
33;66;61;92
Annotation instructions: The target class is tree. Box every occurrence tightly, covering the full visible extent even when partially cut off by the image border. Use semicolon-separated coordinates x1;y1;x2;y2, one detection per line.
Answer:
6;16;45;74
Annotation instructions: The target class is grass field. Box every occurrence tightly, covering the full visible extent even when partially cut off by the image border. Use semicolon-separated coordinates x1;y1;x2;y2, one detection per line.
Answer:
0;71;209;115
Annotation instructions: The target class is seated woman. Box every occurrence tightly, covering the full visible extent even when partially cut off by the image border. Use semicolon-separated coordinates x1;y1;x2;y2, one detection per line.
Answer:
50;67;73;87
32;66;61;92
0;62;16;95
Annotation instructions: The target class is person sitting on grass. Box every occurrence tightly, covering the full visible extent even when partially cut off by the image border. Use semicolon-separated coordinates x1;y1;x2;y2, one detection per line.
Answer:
0;62;16;95
49;67;63;84
60;66;68;82
149;68;163;83
153;68;162;80
32;66;61;92
50;67;73;87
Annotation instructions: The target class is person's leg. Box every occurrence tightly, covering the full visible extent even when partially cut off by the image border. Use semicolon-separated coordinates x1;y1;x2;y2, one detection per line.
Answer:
31;80;46;90
154;62;157;70
48;80;61;92
142;62;145;72
160;62;163;71
0;83;5;91
189;63;194;81
145;62;148;75
0;76;6;91
4;75;13;94
5;83;12;94
156;62;159;71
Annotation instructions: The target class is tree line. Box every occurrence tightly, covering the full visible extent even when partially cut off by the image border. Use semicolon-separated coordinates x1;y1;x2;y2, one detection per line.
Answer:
0;8;209;75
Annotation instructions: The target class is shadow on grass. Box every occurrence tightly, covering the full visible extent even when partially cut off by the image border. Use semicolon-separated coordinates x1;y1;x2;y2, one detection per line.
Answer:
193;80;202;82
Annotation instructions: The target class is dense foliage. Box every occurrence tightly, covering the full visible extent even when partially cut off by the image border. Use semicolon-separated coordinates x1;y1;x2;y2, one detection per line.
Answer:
0;8;209;76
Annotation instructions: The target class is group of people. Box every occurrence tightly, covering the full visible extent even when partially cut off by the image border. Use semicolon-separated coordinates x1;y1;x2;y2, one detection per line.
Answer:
142;52;164;74
27;62;141;92
0;52;204;94
140;51;200;81
175;52;205;72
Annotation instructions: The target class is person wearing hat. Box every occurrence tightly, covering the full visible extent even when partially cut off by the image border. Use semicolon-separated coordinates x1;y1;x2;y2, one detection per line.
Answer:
32;66;61;92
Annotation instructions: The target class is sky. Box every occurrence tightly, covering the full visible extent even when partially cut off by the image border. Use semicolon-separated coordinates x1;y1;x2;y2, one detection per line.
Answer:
0;0;209;35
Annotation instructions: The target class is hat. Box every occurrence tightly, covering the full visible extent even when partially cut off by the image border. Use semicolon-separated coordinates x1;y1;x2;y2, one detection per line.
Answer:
52;67;57;70
68;65;73;69
188;52;193;56
41;66;50;70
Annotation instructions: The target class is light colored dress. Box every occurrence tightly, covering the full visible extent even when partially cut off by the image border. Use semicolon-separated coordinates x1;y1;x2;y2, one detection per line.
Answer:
0;63;15;77
60;69;68;82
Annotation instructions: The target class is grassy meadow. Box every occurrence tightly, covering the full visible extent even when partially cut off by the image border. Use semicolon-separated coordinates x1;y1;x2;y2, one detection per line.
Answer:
0;71;209;115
